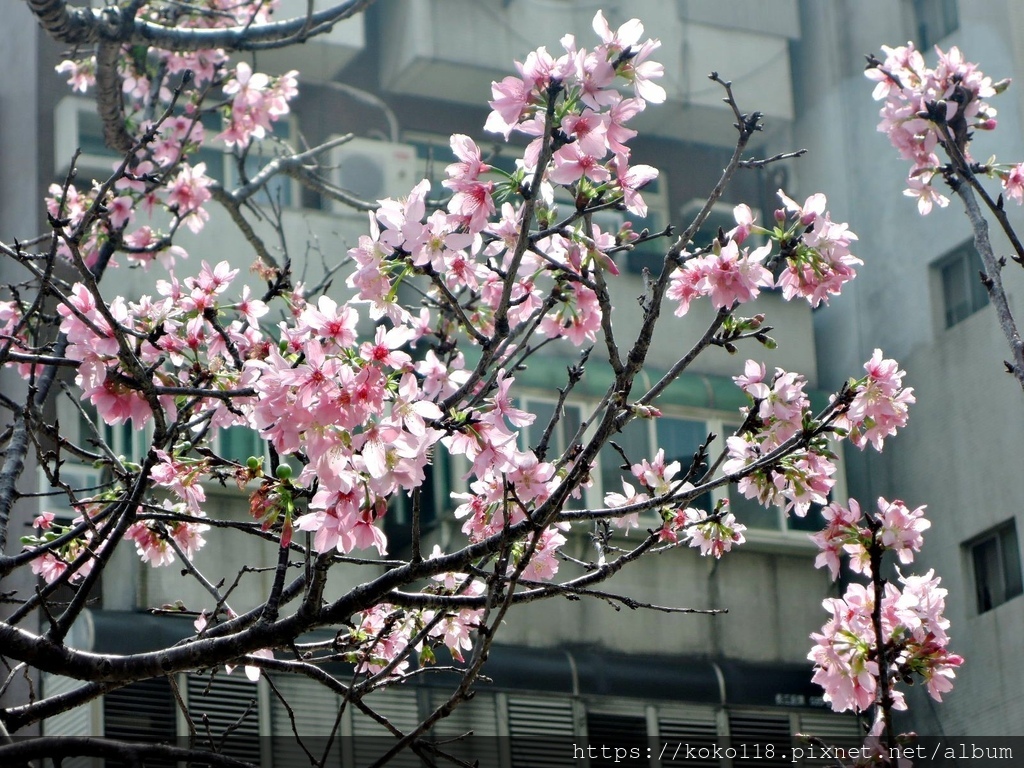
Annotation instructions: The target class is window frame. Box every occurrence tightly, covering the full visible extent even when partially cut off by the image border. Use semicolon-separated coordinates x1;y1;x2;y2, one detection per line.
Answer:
912;0;959;49
966;519;1024;614
933;239;990;330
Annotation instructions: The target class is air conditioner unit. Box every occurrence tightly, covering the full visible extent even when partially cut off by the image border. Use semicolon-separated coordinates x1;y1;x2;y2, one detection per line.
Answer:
327;137;418;215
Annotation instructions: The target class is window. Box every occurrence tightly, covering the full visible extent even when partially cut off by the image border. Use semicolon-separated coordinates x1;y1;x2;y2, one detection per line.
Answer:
57;397;150;466
936;241;989;328
587;711;649;768
186;673;264;763
385;457;444;551
657;705;719;767
507;696;578;768
727;711;792;767
968;521;1023;613
55;96;298;207
599;414;712;513
215;425;266;463
729;485;829;535
105;679;177;768
913;0;959;49
518;398;585;460
516;397;586;508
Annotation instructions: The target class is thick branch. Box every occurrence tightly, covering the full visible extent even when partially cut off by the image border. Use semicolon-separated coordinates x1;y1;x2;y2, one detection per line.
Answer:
95;40;133;154
26;0;377;50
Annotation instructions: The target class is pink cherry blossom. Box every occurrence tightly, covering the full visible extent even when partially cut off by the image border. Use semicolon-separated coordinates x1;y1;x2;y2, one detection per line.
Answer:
681;505;746;558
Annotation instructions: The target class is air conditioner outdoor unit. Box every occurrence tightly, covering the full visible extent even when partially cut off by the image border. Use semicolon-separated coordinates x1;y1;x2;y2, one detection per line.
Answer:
327;137;418;215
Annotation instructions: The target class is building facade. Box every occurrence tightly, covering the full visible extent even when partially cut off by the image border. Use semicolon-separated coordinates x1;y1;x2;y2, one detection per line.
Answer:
794;0;1024;737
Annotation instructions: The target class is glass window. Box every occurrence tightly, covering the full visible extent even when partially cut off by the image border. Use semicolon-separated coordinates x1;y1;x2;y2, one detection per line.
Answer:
599;417;650;497
937;241;988;328
77;109;116;160
969;521;1023;613
216;425;263;463
656;417;712;512
914;0;959;48
519;398;584;461
599;415;710;512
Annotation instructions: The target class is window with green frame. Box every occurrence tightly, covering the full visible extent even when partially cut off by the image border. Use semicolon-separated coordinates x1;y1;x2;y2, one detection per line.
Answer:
913;0;958;49
599;414;712;514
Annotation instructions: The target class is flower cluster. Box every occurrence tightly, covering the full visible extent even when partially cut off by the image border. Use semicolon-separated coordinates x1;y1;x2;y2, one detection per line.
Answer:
219;63;298;149
22;506;106;585
667;237;774;316
126;501;210;568
724;347;913;524
667;190;860;316
724;360;836;516
810;497;930;580
348;565;487;674
345;12;670;346
809;572;963;713
808;497;961;714
867;43;1013;213
678;504;747;558
603;449;746;558
839;349;916;451
48;1;297;269
772;191;861;307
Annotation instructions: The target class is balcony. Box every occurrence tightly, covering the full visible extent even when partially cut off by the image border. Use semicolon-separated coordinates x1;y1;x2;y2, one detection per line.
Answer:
376;0;796;146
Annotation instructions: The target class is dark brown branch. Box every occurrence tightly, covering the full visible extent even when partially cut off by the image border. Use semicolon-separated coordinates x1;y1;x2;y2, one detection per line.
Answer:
26;0;378;50
95;40;133;154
